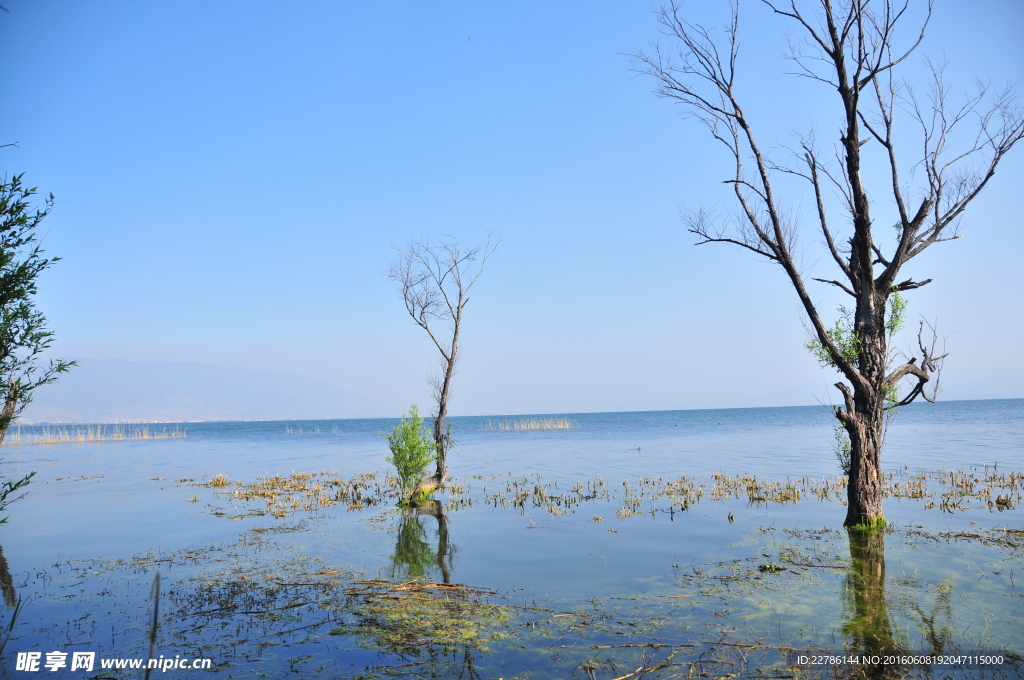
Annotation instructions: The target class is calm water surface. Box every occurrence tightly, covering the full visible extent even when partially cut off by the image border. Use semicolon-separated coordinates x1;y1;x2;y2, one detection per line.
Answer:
0;399;1020;678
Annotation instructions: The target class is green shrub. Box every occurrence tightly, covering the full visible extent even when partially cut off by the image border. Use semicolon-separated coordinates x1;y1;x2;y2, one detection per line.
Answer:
384;406;435;495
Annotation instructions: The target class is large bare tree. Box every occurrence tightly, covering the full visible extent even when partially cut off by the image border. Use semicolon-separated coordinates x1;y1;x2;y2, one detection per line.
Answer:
636;1;1023;529
386;231;499;497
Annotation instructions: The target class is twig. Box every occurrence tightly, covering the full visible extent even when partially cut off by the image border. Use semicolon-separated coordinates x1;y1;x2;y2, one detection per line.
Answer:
592;643;677;649
706;641;798;651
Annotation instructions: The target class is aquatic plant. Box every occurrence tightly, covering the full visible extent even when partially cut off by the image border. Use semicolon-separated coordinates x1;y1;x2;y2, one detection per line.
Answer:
197;470;385;518
482;417;578;431
6;424;186;446
191;466;1024;526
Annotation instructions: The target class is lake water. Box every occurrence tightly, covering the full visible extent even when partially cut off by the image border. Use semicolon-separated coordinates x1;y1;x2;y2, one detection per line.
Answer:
0;399;1021;678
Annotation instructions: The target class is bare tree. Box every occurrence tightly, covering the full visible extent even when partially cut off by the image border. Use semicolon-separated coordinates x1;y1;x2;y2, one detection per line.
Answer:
386;231;499;497
635;0;1023;529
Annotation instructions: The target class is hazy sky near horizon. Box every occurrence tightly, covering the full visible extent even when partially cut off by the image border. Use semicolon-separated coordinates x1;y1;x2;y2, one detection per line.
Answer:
2;0;1022;417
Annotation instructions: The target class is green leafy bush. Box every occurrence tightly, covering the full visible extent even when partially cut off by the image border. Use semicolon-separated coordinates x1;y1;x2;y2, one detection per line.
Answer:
384;406;435;495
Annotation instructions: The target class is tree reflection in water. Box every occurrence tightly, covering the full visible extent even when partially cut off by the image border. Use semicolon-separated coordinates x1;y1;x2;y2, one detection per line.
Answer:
842;530;901;678
0;544;15;608
838;529;1015;679
387;503;484;678
390;500;454;584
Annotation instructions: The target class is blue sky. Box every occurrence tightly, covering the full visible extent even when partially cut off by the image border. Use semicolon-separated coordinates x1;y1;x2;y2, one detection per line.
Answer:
2;0;1022;417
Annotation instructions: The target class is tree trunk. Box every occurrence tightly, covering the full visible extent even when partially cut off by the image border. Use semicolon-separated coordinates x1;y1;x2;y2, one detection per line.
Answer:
431;324;459;486
0;390;18;447
409;351;456;502
844;294;889;529
433;361;453;482
844;407;886;529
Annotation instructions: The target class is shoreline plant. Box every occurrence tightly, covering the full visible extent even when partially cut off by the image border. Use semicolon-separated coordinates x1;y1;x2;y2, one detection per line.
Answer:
384;406;436;504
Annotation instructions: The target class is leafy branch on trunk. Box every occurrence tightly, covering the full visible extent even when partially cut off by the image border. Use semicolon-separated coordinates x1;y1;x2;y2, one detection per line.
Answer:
634;0;1022;528
0;174;75;444
0;173;73;522
385;231;498;499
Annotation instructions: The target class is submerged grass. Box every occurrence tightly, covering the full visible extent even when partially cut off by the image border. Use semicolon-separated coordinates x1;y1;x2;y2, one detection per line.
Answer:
7;424;186;445
45;526;518;678
37;522;1023;680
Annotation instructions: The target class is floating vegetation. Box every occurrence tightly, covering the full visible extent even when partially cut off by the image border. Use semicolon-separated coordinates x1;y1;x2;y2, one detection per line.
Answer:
481;417;578;431
7;424;186;446
190;467;1024;523
197;470;388;518
456;467;1024;519
329;580;511;657
468;473;612;514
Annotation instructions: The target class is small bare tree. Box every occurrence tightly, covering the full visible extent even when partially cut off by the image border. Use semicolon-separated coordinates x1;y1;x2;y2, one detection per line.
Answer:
635;1;1023;529
386;231;499;497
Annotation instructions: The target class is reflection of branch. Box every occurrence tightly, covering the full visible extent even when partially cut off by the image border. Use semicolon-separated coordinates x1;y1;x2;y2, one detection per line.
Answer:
903;580;953;656
704;641;799;651
0;544;14;608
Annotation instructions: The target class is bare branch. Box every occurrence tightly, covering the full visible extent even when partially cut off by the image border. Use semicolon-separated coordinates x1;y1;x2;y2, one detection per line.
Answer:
812;278;857;296
885;319;947;405
890;277;932;292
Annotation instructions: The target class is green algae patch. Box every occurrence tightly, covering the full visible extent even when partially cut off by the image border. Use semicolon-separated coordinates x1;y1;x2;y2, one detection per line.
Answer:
846;515;888;532
328;580;512;657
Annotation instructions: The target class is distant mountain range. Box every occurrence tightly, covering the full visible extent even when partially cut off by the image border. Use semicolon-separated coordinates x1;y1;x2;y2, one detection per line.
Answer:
20;358;384;423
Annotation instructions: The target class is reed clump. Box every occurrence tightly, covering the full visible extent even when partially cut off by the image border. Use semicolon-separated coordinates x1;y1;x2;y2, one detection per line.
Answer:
482;417;577;431
284;423;341;435
7;425;186;446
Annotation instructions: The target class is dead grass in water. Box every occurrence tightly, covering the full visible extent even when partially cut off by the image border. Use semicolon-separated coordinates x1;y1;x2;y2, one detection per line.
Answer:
192;467;1024;522
7;424;186;445
481;417;578;431
197;470;388;519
